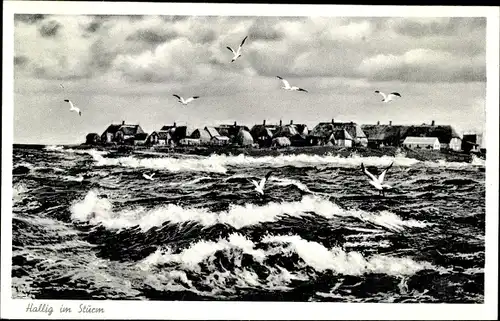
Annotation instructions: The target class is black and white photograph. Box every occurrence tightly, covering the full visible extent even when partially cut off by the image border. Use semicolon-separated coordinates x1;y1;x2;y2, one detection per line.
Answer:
1;1;499;320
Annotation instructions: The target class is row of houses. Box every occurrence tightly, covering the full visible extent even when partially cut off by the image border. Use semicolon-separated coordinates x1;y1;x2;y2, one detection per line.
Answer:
84;119;476;152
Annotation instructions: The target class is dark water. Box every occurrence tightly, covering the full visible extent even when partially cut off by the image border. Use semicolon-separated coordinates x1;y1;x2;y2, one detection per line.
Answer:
11;145;486;302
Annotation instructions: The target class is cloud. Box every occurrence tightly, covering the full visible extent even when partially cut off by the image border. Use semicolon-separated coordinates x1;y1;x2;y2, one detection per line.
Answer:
14;14;46;24
14;55;28;67
126;29;178;45
390;17;486;38
13;15;486;84
38;20;62;38
357;48;485;82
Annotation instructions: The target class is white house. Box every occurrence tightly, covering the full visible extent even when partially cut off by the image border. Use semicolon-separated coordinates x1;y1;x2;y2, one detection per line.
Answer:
402;137;441;150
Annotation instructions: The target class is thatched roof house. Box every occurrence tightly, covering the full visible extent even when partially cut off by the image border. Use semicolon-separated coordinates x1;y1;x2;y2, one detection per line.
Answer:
160;123;194;143
250;120;280;147
101;121;144;145
362;120;462;150
85;133;100;145
309;119;367;146
191;127;212;144
215;122;250;140
236;129;254;146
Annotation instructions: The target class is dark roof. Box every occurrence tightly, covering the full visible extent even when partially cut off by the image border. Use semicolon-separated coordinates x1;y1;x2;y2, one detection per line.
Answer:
134;133;148;140
361;124;461;144
161;125;176;131
273;125;298;138
86;133;99;138
157;131;171;139
119;125;141;136
215;125;249;137
333;129;353;140
250;124;278;138
309;123;335;138
102;124;122;136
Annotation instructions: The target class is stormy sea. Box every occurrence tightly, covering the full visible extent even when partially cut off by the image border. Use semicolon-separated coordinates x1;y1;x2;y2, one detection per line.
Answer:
11;145;486;302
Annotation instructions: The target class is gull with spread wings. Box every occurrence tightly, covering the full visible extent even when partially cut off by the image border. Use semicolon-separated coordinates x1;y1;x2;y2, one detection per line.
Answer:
248;171;274;196
374;91;401;103
361;162;394;197
173;95;199;105
227;35;248;63
277;76;308;92
63;99;82;116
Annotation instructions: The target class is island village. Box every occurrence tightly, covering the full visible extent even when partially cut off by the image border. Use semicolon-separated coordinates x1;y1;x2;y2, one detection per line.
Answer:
83;118;485;156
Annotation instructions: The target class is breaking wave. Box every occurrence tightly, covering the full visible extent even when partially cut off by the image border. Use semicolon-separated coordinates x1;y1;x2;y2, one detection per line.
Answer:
70;190;430;232
140;233;435;277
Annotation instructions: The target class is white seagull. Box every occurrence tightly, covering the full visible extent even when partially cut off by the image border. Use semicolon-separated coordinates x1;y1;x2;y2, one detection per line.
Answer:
226;35;248;63
277;76;308;93
249;171;273;196
63;99;81;116
143;173;155;181
173;95;199;105
361;162;394;197
374;91;401;103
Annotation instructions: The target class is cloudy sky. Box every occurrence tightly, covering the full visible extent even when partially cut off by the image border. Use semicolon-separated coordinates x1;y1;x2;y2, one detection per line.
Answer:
13;14;486;145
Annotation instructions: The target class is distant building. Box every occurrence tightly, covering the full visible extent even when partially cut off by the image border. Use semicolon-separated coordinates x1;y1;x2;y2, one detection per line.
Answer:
101;121;144;145
402;137;441;150
215;122;250;143
236;129;254;147
179;138;201;146
157;130;174;146
462;133;482;153
333;129;353;147
145;132;159;146
250;120;279;147
85;133;100;145
362;120;462;151
309;119;368;147
160;123;194;144
191;127;213;144
134;133;149;146
211;136;230;146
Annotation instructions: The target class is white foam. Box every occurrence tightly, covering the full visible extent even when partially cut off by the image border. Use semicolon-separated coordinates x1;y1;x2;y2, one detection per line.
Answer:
262;235;434;276
139;233;265;272
70;191;430;232
44;145;64;151
141;233;435;279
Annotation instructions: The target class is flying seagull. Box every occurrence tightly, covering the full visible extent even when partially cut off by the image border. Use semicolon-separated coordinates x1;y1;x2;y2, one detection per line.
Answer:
143;173;155;181
60;84;64;89
173;95;200;105
63;99;81;116
277;76;308;93
249;171;273;196
226;35;248;63
375;91;401;103
361;162;394;197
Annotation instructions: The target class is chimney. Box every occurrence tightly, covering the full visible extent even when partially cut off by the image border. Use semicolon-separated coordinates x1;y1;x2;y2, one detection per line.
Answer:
279;119;282;127
234;121;237;126
331;118;335;124
290;120;293;125
122;120;125;125
431;120;435;126
263;119;266;126
173;122;176;127
377;121;380;125
389;121;392;126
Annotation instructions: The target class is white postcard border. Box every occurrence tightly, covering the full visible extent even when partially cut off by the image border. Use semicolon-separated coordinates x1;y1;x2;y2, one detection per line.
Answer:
1;2;498;320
